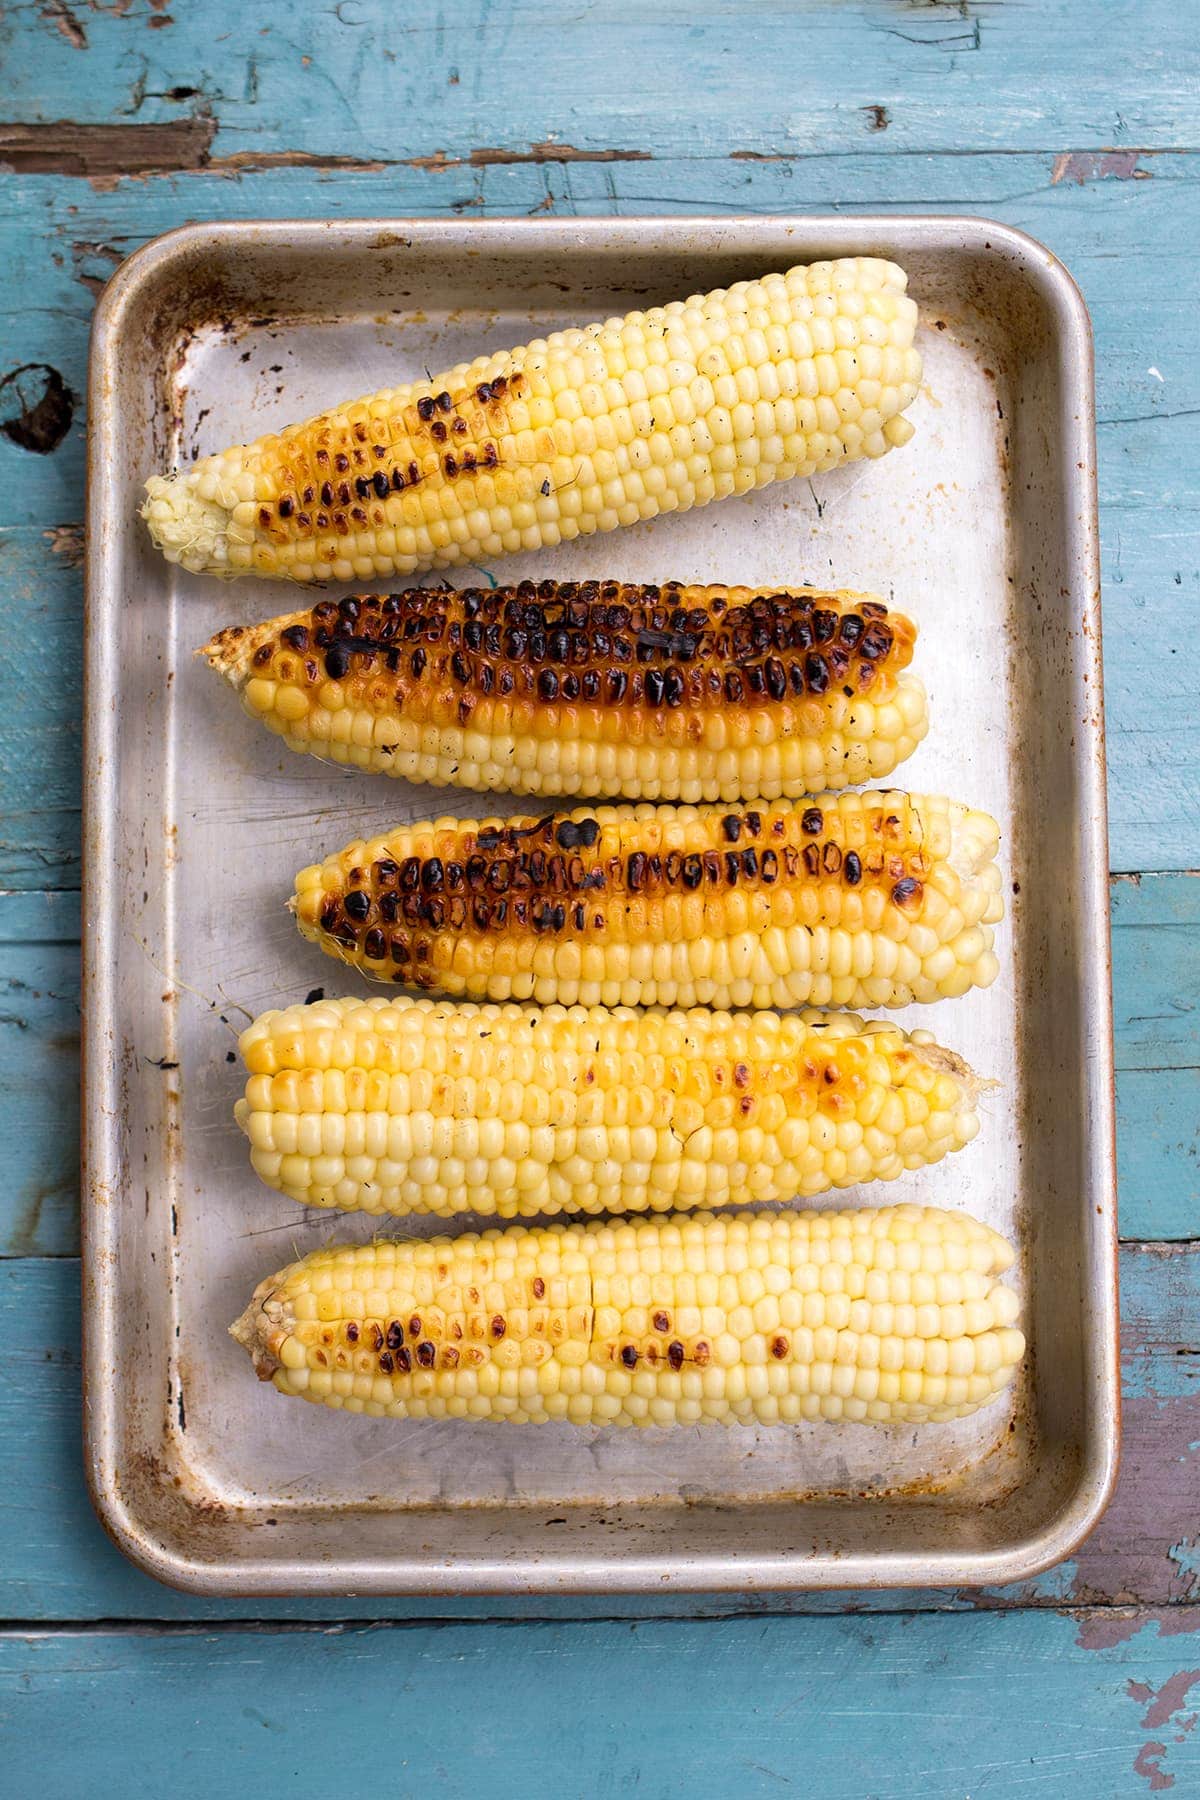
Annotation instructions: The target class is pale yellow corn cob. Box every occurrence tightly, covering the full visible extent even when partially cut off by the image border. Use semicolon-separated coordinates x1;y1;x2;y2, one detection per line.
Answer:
293;792;1003;1010
236;995;986;1219
143;258;922;583
230;1205;1024;1427
202;581;927;801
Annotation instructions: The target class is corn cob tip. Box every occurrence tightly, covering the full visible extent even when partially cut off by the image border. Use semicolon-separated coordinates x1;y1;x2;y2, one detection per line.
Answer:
142;472;241;578
199;612;308;686
229;1281;283;1380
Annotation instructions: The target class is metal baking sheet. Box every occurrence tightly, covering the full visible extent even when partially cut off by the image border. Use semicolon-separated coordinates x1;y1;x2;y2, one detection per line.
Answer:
83;216;1118;1595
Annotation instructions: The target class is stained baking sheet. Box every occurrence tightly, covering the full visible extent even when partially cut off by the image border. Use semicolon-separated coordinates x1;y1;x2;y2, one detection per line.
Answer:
84;217;1118;1593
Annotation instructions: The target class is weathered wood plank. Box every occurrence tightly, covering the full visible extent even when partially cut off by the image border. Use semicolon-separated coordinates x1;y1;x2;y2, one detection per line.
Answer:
0;153;1196;871
3;1245;1197;1620
2;0;1197;160
5;1609;1200;1797
0;531;82;890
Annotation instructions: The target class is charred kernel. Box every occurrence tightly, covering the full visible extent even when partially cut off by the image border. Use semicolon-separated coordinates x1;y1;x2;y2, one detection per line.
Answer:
668;1340;685;1370
372;470;390;498
801;807;824;835
859;624;893;659
408;1316;421;1337
324;644;351;680
627;852;648;892
421;859;444;891
742;848;758;877
451;651;472;685
724;671;744;704
280;624;309;652
607;669;628;702
416;1341;436;1368
345;1321;359;1343
644;669;665;706
760;849;778;883
278;497;294;518
771;1335;790;1360
721;815;742;843
491;1315;506;1339
363;928;386;960
319;482;333;507
662;667;684;706
368;1324;384;1351
385;1321;404;1349
410;646;427;678
725;852;741;884
435;391;453;412
431;420;447;443
813;609;838;642
394;1346;412;1373
538;670;559;701
355;476;371;499
693;1341;712;1367
532;1277;545;1299
400;857;421;891
682;856;703;889
892;876;924;908
802;843;821;876
765;657;787;702
805;652;830;694
378;1351;394;1374
620;1345;639;1369
844;851;863;885
343;889;371;922
653;1311;670;1332
416;396;435;421
839;613;864;646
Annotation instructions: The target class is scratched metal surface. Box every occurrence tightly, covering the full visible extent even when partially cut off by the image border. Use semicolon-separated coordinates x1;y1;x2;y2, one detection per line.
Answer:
82;217;1114;1594
2;0;1199;1790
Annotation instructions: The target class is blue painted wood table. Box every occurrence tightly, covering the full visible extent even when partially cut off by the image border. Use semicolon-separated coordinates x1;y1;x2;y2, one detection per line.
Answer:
2;3;1198;1792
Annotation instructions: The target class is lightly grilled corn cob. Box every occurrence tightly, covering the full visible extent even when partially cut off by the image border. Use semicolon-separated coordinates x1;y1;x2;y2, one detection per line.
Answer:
230;1205;1024;1426
236;995;986;1220
143;259;922;583
203;580;927;801
294;793;1003;1010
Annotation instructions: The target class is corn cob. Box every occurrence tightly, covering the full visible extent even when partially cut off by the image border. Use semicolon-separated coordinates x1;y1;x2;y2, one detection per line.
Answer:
230;1205;1023;1426
143;259;922;583
236;995;985;1220
203;580;926;801
293;793;1003;1010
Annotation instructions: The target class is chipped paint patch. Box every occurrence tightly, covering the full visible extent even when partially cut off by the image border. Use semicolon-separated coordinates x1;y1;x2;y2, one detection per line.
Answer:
1052;149;1155;185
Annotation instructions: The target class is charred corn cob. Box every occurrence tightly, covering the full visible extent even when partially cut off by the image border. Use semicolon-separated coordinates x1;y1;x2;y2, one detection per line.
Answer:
144;259;922;583
203;580;927;801
294;793;1002;1010
236;995;985;1220
231;1205;1024;1426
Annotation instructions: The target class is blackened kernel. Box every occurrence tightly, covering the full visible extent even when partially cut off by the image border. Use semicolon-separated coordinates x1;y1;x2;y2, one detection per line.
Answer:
431;419;447;443
725;851;741;884
280;624;309;652
411;646;427;678
408;1316;421;1337
859;624;893;660
765;656;787;702
278;497;294;518
385;1321;404;1349
668;1340;685;1370
363;928;386;959
681;854;703;890
892;876;924;908
742;848;758;877
538;669;559;700
844;851;863;885
805;652;830;694
693;1341;711;1367
394;1346;412;1372
416;1341;436;1368
491;1315;506;1339
801;807;824;835
620;1345;639;1368
335;453;350;473
813;608;838;642
802;843;821;876
760;849;778;883
346;1322;359;1343
721;815;741;843
839;613;864;647
324;644;351;680
653;1311;671;1332
372;470;390;498
627;852;648;892
421;858;445;891
771;1335;790;1360
435;391;453;412
378;1351;394;1374
343;889;371;922
417;395;435;421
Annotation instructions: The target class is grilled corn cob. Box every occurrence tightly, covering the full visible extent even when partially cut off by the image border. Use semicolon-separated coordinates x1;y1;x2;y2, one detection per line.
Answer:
143;259;922;583
230;1205;1024;1426
203;580;926;801
294;793;1002;1010
236;995;985;1219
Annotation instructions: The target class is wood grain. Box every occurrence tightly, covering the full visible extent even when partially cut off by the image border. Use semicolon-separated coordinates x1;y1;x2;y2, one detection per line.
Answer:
4;1611;1200;1797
